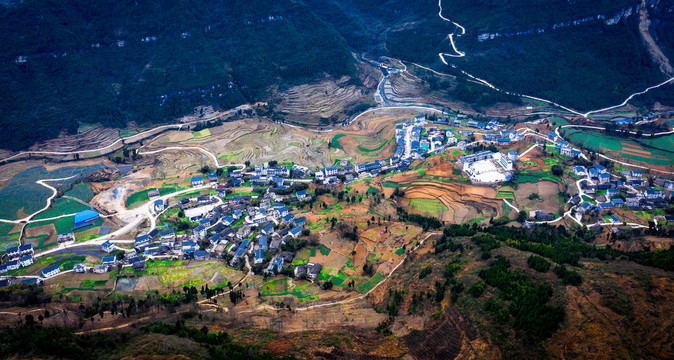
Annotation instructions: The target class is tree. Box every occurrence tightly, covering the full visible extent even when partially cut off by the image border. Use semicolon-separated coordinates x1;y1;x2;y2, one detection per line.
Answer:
517;210;527;223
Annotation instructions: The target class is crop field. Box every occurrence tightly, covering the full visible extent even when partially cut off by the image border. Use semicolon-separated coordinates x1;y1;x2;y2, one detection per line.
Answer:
260;277;320;300
356;272;386;293
65;183;94;202
409;198;449;213
0;164;111;220
126;186;178;209
33;198;90;220
562;129;674;167
319;244;332;256
330;134;346;150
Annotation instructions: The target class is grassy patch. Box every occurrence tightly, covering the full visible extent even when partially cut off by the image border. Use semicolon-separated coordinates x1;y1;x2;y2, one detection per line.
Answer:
330;134;346;150
409;198;448;213
319;244;332;256
356;272;386;293
395;248;405;256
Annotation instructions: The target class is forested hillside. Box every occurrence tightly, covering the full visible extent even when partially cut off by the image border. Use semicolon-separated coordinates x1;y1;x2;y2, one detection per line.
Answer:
0;0;356;150
312;0;674;110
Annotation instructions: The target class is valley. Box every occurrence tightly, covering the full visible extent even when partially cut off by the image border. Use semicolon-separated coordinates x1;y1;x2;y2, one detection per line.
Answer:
1;1;674;359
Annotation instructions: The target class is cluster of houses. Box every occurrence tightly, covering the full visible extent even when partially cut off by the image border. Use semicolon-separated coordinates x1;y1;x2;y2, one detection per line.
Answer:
0;244;34;274
571;164;671;220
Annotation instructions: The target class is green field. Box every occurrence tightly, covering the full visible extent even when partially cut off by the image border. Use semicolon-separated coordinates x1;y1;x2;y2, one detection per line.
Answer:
126;187;178;209
366;187;380;195
64;183;94;202
319;244;332;256
562;129;674;166
192;129;211;138
356;272;386;293
330;134;346;150
33;198;90;220
357;137;394;153
409;198;448;214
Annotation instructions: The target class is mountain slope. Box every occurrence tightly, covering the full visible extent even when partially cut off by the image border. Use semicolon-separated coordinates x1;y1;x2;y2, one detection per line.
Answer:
0;0;356;150
310;0;674;111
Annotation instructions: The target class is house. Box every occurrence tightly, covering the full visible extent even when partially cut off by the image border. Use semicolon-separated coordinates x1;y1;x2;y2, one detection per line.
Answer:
19;256;35;267
216;185;227;197
208;173;218;183
599;173;610;184
197;195;212;204
194;225;207;240
57;233;76;244
277;206;289;217
92;265;110;274
191;176;204;186
254;249;264;264
232;209;243;219
230;240;250;265
73;263;88;273
135;235;150;248
294;264;307;278
148;188;160;198
182;241;198;254
588;168;598;179
626;197;640;207
5;260;20;271
508;151;518;162
289;225;303;238
548;131;557;140
644;189;666;200
101;255;117;265
573;166;587;177
611;198;624;207
154;199;167;212
258;235;268;250
132;261;147;272
41;264;61;278
199;218;212;227
593;164;607;173
296;190;309;200
282;213;294;224
208;234;222;245
293;217;306;226
19;244;33;257
306;263;323;280
267;256;284;274
194;250;210;261
4;246;20;259
160;227;175;241
101;240;115;253
260;223;274;235
0;264;8;274
577;202;592;215
222;216;235;226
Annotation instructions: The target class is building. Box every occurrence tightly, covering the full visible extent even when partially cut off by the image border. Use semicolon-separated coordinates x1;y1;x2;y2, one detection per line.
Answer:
135;235;150;248
306;262;323;280
148;188;160;198
191;177;204;186
573;166;586;177
5;260;20;271
57;232;75;244
599;173;610;184
4;246;20;259
133;261;147;272
73;263;87;273
194;225;207;240
194;250;210;261
19;256;34;267
289;225;303;238
293;217;306;227
41;264;61;278
258;235;268;250
296;190;309;200
254;249;264;264
101;240;115;253
74;210;100;229
508;151;518;162
18;244;33;257
101;255;117;265
154;199;167;212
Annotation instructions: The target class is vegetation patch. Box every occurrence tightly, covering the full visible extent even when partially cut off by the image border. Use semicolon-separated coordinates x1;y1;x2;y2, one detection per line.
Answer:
356;272;386;293
409;198;448;213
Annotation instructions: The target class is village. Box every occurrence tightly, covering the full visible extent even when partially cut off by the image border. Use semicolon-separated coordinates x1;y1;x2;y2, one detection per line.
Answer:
0;114;672;293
